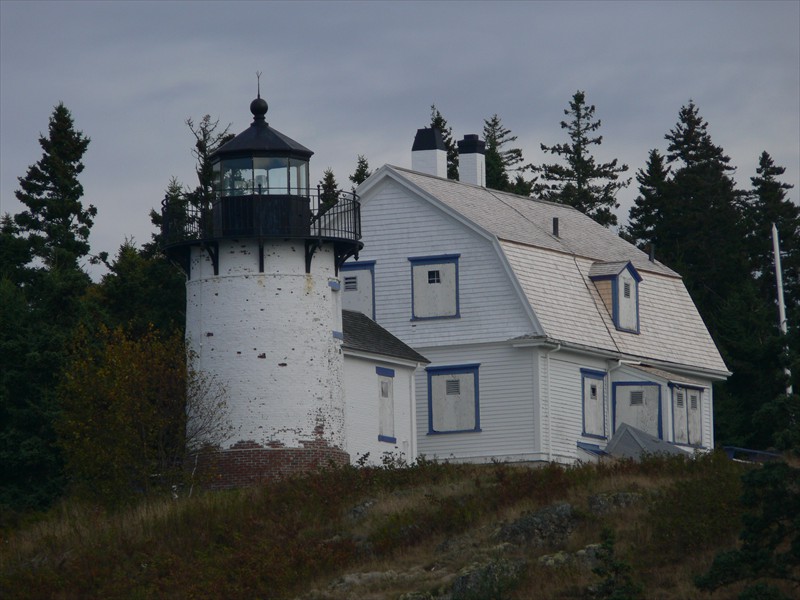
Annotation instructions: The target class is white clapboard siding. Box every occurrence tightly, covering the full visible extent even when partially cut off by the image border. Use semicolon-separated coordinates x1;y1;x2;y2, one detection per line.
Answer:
355;179;534;349
414;343;538;461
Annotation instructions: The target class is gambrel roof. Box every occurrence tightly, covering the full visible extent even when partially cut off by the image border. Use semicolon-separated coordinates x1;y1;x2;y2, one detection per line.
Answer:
358;165;729;378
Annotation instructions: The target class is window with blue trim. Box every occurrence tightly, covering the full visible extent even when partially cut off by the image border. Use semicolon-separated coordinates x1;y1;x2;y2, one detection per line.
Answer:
377;366;395;443
341;261;376;319
581;369;606;438
426;364;480;434
408;254;460;320
671;385;703;446
612;381;661;438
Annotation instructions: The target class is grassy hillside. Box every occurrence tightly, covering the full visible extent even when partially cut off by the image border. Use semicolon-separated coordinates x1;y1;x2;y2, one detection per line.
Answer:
0;453;794;599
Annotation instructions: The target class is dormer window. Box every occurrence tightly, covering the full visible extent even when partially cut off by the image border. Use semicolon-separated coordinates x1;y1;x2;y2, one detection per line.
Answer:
589;261;642;334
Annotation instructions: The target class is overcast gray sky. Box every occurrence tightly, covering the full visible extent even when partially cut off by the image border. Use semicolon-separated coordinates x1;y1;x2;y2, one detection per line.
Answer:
2;0;798;279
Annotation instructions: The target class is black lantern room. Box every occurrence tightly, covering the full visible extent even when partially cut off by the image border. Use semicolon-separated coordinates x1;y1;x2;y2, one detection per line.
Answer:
161;93;361;275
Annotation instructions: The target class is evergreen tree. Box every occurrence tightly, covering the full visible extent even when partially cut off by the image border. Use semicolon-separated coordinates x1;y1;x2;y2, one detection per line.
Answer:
624;149;670;250
430;104;459;180
483;114;527;193
349;154;372;188
660;101;750;324
317;168;340;216
745;152;799;311
1;103;95;512
531;90;630;227
13;103;95;270
697;462;800;599
93;239;186;337
185;115;233;210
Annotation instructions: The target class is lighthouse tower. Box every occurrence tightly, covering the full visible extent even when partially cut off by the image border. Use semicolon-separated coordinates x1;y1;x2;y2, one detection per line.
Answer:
162;93;362;487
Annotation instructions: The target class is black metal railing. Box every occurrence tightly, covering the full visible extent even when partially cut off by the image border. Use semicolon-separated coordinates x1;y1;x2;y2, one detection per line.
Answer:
161;188;361;247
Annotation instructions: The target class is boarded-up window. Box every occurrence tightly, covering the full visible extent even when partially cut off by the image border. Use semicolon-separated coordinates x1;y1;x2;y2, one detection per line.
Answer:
673;386;703;446
427;365;479;433
615;383;660;438
377;368;395;443
688;391;702;445
409;255;459;319
582;369;606;438
341;263;375;319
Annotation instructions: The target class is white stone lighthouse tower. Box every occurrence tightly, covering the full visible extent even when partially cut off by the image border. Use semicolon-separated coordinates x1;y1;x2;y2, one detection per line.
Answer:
162;93;362;487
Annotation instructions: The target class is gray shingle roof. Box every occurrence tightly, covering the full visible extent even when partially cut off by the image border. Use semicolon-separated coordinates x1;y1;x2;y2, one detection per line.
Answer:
390;166;678;277
369;165;728;376
342;310;429;364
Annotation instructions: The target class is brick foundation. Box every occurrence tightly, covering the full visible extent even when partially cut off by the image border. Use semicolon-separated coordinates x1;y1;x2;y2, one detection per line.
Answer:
190;439;350;489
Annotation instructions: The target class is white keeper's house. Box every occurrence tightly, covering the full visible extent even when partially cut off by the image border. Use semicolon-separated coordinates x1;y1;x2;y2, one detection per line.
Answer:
342;128;730;464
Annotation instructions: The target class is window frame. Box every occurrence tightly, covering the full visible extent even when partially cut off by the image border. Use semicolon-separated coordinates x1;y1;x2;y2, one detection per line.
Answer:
611;381;663;439
581;368;607;439
669;383;704;447
426;363;480;435
408;254;460;321
340;260;376;319
376;366;396;444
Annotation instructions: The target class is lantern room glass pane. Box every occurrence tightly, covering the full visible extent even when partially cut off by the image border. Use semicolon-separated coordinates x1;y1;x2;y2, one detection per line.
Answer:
221;158;252;197
253;157;288;195
212;161;221;196
289;159;309;196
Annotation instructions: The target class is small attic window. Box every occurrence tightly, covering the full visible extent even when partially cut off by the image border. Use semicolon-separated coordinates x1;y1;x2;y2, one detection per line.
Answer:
344;276;358;291
428;270;441;284
630;390;644;406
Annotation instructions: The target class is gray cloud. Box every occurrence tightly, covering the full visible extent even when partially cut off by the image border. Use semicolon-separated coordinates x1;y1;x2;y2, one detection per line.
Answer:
2;1;797;278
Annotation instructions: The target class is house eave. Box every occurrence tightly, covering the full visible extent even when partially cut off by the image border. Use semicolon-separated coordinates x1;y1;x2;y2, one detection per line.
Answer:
509;336;731;381
342;347;429;369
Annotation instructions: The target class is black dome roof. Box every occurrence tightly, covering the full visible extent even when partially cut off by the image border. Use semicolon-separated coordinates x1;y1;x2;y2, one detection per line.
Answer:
211;97;313;162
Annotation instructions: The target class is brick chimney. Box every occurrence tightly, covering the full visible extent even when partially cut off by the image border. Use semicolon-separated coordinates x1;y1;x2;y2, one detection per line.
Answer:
457;134;486;187
411;127;447;178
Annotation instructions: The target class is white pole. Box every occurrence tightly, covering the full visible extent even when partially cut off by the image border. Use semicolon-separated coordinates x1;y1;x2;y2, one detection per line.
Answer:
772;223;793;395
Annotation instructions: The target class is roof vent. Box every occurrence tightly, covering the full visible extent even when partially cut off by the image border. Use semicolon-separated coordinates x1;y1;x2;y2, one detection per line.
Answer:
552;217;559;238
649;244;656;262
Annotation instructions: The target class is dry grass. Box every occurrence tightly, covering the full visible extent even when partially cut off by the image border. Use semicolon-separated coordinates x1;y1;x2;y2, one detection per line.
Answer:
1;453;765;600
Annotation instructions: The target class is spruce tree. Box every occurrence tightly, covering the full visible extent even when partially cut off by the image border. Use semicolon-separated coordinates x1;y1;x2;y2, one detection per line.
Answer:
317;168;340;216
483;114;526;193
745;152;799;309
185;115;233;210
531;90;629;227
660;101;750;320
430;104;459;180
349;155;372;188
2;103;95;511
625;149;671;250
14;103;94;270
